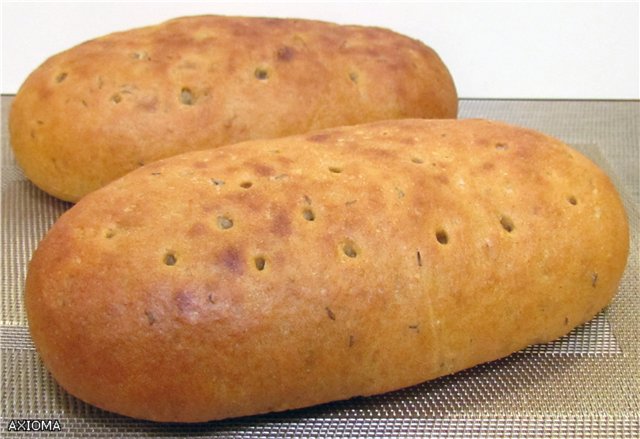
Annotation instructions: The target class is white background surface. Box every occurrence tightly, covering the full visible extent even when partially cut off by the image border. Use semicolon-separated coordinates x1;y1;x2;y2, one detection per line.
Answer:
2;1;639;99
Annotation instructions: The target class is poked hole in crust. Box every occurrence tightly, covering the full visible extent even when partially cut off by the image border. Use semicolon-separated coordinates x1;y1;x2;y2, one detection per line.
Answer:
163;251;177;266
500;215;515;233
254;256;266;271
217;216;234;230
435;229;448;245
342;240;358;258
180;87;195;105
302;208;315;221
55;72;68;83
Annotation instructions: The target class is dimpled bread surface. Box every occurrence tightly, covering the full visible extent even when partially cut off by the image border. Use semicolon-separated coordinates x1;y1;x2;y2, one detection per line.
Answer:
9;15;457;202
25;119;629;422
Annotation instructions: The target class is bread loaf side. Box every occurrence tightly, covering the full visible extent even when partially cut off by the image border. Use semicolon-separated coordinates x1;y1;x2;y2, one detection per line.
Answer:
9;15;457;202
25;119;629;422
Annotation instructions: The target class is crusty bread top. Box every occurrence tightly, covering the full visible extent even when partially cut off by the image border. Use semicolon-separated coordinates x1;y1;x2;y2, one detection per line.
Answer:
25;119;629;422
10;15;457;202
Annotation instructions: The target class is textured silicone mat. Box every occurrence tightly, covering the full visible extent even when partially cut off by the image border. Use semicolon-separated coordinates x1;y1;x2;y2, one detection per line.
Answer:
1;97;639;437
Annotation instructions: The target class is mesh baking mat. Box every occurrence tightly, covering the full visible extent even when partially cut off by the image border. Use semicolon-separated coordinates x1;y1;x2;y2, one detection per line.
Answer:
1;97;639;438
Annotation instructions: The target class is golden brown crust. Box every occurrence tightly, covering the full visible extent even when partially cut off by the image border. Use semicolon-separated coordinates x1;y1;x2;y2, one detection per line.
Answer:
9;15;457;202
25;119;629;422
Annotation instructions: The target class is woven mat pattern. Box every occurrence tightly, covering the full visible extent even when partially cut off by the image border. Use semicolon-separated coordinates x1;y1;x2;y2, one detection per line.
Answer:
1;96;638;437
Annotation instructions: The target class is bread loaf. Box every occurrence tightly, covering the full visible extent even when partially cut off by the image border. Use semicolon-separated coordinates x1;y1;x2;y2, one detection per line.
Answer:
9;15;457;202
25;119;629;422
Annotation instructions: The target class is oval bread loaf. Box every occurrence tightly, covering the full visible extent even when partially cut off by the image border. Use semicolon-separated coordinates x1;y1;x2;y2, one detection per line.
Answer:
26;119;629;422
9;15;457;202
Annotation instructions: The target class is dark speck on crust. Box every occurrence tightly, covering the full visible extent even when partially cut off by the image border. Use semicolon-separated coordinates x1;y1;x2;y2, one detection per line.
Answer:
482;162;495;171
276;46;295;61
251;163;275;177
326;307;336;320
175;290;197;314
136;96;158;112
271;209;292;237
436;174;450;185
188;222;209;237
364;148;396;160
307;133;330;143
219;247;244;275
